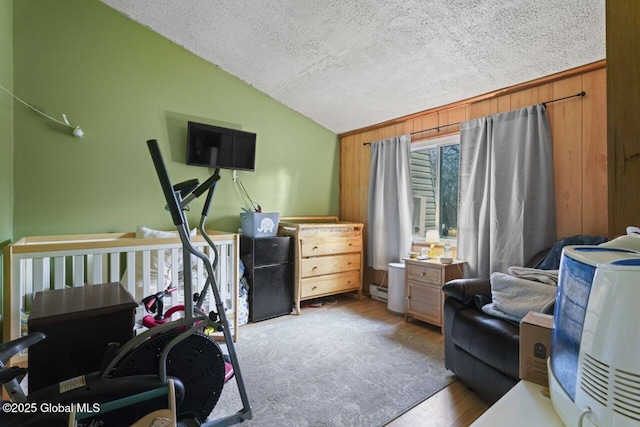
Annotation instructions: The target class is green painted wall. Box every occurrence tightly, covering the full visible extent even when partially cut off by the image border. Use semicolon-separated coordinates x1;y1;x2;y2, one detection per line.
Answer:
0;0;13;240
12;0;339;239
0;0;14;334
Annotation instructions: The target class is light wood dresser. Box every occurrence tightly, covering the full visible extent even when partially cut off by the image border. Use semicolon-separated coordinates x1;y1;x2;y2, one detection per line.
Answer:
404;258;465;330
279;217;363;314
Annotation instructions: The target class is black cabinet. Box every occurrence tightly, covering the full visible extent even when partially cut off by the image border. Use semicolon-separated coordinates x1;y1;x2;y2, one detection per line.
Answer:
240;236;293;322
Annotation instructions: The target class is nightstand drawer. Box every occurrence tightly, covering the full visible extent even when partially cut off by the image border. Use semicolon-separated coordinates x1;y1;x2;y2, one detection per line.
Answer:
300;236;362;257
301;271;360;298
406;264;441;285
300;253;360;278
407;281;442;326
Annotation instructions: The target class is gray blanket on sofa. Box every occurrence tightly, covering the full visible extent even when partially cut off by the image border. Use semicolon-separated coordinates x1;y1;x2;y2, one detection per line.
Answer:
482;268;558;322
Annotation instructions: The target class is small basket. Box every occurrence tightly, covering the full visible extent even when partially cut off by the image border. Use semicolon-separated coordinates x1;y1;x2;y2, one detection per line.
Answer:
240;212;280;238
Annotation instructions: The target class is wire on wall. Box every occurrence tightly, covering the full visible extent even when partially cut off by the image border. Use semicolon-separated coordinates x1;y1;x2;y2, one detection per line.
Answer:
0;84;84;137
235;175;262;213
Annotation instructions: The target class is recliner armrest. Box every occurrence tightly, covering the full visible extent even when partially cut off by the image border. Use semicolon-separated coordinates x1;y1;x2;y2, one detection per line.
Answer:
443;278;491;305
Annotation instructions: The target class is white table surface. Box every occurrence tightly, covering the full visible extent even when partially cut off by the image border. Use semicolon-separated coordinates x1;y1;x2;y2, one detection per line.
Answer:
471;381;564;426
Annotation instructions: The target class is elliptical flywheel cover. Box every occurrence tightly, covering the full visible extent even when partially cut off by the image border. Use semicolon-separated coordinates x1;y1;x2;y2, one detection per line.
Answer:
112;329;226;422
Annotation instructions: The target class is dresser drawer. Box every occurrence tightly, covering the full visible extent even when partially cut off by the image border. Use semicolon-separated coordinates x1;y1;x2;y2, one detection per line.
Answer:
300;253;360;278
300;236;362;257
301;271;360;299
406;263;442;285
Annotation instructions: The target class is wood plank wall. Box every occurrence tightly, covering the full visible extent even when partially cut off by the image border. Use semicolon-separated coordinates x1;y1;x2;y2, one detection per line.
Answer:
606;0;640;238
339;61;607;287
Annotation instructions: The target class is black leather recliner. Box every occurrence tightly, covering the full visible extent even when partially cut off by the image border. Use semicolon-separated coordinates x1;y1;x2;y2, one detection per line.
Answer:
442;235;607;403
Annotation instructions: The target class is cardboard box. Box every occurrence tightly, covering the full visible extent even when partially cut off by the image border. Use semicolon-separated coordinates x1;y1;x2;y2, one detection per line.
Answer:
519;311;554;386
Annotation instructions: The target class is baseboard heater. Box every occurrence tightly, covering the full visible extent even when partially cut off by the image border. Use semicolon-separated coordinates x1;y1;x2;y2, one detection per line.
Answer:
369;284;388;303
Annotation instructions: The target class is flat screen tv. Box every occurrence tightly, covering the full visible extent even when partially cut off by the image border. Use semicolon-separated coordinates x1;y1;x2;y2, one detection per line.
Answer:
186;121;256;171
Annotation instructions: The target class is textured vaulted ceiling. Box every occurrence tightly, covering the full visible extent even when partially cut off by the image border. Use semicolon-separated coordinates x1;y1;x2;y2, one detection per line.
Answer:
100;0;606;134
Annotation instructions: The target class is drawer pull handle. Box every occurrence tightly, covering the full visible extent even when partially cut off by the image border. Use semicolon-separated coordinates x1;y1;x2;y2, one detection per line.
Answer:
312;246;318;250
312;266;318;271
312;286;318;291
420;272;425;276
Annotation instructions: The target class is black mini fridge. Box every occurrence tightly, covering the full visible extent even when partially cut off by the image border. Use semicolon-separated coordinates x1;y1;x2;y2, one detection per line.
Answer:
240;235;293;322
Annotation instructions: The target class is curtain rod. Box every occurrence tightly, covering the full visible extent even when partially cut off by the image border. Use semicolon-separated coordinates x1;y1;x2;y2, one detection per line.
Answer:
362;91;586;146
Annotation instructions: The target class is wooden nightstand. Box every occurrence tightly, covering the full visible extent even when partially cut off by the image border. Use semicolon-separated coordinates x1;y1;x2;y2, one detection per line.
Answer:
404;258;465;330
27;283;137;392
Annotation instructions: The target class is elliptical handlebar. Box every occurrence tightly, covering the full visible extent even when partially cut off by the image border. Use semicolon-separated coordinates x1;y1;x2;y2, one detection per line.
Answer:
193;171;221;200
146;139;185;226
201;177;218;218
178;171;221;210
147;139;221;220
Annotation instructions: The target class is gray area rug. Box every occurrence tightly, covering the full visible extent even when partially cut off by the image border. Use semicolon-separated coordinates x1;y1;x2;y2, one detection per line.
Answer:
209;301;456;426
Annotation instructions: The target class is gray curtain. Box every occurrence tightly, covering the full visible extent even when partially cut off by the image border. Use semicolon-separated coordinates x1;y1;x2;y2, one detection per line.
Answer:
367;134;414;270
458;104;556;278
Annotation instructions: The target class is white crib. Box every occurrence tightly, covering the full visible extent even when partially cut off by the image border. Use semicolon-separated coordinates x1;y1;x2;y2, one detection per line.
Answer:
2;231;239;363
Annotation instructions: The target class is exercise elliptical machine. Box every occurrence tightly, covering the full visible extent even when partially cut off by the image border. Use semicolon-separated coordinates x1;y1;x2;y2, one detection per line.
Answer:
0;140;252;427
131;138;252;425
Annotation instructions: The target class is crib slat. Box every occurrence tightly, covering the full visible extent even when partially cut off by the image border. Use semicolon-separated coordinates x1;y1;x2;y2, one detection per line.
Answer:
10;258;24;340
73;255;84;287
86;254;95;284
223;242;238;339
170;248;180;306
87;253;106;284
109;253;120;282
142;250;151;298
23;259;33;309
53;257;65;289
170;248;179;285
156;249;165;293
100;253;108;283
125;252;136;296
219;245;229;307
32;258;48;296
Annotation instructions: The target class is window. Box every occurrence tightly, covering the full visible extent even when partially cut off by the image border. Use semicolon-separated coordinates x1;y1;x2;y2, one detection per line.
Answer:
410;134;460;242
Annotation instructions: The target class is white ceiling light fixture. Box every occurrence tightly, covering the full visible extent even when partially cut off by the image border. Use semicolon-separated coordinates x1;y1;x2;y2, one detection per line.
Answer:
0;84;84;138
